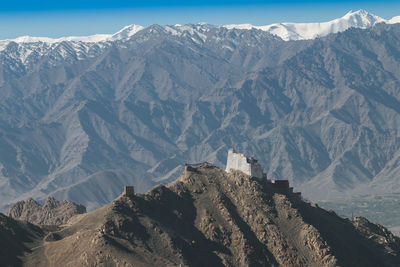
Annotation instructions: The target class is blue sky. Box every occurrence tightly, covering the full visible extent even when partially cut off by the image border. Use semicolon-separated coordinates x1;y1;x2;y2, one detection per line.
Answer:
1;0;399;39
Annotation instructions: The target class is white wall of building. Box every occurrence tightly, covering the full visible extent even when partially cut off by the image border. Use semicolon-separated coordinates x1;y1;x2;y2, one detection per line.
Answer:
225;149;263;178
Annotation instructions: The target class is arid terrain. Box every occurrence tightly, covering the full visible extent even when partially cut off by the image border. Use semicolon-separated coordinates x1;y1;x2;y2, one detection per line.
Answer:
1;164;400;266
2;15;400;213
6;197;86;225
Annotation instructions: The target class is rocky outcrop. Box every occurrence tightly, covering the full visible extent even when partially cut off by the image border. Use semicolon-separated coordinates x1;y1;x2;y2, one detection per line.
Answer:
3;165;399;266
6;197;86;225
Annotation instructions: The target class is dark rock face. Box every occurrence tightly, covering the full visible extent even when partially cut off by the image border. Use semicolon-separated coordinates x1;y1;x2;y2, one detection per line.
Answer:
2;166;399;266
0;213;44;267
6;197;86;225
1;23;400;210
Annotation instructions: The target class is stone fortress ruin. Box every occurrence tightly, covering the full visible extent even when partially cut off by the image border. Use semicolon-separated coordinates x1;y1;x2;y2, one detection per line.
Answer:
124;149;300;197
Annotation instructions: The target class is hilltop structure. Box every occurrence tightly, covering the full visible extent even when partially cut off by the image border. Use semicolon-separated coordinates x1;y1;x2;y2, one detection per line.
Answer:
123;186;135;197
224;149;301;197
9;162;395;267
225;149;264;178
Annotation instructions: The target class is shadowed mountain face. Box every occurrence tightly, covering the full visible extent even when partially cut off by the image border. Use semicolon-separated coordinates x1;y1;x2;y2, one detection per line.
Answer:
0;213;45;266
2;165;400;266
0;23;400;210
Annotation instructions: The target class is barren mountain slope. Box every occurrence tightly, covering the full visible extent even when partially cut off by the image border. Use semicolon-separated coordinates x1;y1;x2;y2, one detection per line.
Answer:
8;165;400;267
231;23;400;200
1;22;400;213
0;213;46;267
6;197;86;225
0;25;309;211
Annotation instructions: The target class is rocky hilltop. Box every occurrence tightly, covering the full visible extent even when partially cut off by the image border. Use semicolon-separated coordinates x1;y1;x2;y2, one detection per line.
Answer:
2;165;399;266
6;197;86;225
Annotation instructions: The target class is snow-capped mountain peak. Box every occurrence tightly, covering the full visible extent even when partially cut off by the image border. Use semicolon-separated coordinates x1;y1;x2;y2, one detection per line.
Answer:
224;9;386;41
0;24;145;46
388;16;400;24
341;9;385;27
109;24;145;41
0;24;145;61
0;9;398;63
1;33;113;45
0;10;398;47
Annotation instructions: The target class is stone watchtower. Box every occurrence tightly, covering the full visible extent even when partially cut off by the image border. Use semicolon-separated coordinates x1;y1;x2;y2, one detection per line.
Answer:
123;186;135;197
225;149;264;178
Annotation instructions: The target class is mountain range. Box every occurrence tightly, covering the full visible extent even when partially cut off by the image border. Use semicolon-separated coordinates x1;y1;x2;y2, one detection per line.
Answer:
1;10;398;46
0;10;400;212
224;9;399;41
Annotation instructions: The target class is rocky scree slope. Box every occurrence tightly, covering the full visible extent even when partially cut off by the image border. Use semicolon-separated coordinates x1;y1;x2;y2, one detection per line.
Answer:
5;165;400;267
1;22;400;211
6;196;86;225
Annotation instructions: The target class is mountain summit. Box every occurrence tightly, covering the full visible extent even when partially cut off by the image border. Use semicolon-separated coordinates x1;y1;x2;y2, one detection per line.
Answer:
2;163;400;266
224;10;386;40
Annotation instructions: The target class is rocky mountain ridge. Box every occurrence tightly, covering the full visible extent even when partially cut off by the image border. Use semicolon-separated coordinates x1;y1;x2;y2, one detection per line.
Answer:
1;165;400;266
6;197;86;225
224;9;389;40
2;10;398;46
1;10;398;67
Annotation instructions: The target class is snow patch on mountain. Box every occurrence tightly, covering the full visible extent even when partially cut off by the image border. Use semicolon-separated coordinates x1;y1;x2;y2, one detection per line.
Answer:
0;10;398;65
0;24;144;52
108;24;145;41
388;16;400;24
1;10;398;49
224;10;386;41
9;34;112;44
0;24;145;65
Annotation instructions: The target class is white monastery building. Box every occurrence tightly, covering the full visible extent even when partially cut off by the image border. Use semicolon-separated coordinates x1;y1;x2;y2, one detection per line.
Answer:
225;149;264;179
